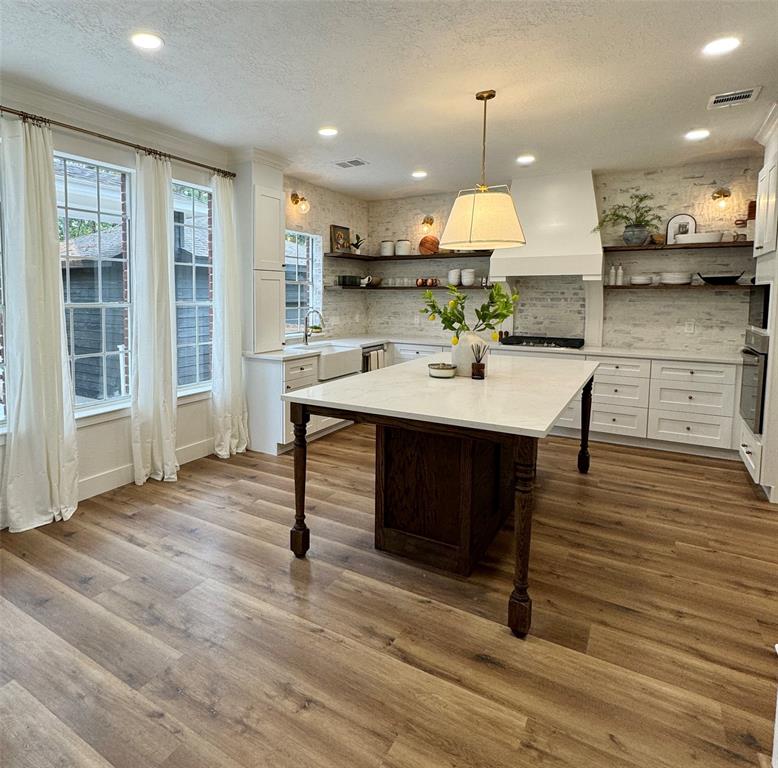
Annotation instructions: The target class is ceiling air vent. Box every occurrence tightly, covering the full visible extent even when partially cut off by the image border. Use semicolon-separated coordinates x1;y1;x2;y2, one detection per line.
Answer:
335;158;369;168
707;87;761;109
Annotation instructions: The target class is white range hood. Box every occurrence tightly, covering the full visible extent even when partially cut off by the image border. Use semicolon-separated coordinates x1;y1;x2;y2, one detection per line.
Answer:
489;170;604;282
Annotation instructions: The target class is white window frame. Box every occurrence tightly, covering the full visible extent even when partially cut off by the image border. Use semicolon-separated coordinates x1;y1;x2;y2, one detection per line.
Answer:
284;230;322;339
56;153;133;416
172;179;213;395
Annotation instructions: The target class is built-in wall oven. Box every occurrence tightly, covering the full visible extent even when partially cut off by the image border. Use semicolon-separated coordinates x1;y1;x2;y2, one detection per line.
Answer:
740;329;769;435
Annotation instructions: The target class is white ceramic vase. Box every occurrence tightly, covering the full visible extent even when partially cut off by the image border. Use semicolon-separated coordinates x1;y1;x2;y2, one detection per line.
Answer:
452;331;488;377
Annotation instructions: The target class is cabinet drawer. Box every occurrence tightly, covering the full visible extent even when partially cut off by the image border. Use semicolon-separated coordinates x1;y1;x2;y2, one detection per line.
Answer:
651;359;736;385
593;375;649;407
737;420;762;482
554;399;581;429
591;404;648;437
649;380;735;417
587;356;650;378
648;410;732;449
284;358;318;383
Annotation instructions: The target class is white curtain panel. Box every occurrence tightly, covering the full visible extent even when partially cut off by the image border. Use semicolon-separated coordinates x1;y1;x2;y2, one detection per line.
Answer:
130;153;178;484
0;117;79;532
211;173;248;457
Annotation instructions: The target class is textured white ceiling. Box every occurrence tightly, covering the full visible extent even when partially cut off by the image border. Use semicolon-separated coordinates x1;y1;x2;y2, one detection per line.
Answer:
2;0;777;199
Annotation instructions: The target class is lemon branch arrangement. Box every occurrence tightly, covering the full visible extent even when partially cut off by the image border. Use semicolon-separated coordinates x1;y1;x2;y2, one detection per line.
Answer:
420;283;518;345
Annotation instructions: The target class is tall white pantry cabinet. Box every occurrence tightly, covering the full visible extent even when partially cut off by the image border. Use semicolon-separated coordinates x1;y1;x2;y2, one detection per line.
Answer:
235;152;287;354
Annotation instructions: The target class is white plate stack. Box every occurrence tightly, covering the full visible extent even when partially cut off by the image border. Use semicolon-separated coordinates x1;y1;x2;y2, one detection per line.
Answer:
660;272;692;285
630;273;652;286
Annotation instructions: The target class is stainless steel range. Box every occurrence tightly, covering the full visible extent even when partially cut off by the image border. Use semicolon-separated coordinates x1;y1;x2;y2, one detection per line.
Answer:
500;334;585;349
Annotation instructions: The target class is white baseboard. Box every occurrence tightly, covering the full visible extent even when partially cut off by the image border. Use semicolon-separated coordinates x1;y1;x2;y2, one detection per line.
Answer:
77;437;215;502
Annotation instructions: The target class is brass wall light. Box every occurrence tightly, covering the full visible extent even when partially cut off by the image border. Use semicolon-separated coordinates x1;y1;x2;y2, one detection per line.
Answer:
421;215;434;234
712;187;731;210
291;192;310;214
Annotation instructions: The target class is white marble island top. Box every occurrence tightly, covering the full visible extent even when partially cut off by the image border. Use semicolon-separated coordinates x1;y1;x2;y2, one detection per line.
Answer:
282;353;598;438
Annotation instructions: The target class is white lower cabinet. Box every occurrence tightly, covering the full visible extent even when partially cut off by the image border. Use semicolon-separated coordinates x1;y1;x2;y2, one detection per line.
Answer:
554;399;581;429
591;403;648;437
649;380;735;417
648;409;733;449
593;374;649;408
737;419;763;482
390;343;446;365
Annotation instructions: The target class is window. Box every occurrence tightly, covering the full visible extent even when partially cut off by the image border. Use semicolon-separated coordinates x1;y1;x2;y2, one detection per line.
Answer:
284;230;322;337
56;156;131;409
173;183;212;388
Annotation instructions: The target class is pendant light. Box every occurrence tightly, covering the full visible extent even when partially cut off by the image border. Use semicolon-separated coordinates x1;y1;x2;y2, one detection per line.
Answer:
440;90;526;251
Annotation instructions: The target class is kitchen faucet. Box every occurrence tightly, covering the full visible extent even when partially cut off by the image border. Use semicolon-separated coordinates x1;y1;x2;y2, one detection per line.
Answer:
303;309;325;345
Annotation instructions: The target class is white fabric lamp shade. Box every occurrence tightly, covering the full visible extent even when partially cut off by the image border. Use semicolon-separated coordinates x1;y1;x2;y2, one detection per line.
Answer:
440;185;526;250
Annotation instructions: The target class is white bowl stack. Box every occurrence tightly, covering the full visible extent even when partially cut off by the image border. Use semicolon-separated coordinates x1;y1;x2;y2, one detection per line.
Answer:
660;272;692;285
630;273;652;286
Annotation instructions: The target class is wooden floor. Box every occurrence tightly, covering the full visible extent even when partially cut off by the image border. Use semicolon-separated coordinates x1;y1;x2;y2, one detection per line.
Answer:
1;426;776;768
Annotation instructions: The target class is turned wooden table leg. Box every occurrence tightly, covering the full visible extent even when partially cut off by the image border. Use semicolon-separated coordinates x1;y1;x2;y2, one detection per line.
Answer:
577;376;593;474
290;402;310;558
508;435;537;637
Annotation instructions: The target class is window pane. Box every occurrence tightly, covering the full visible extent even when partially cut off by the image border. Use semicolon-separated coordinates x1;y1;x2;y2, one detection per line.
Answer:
72;308;103;354
65;161;98;212
174;225;193;263
176;306;196;345
177;345;197;386
66;214;99;259
69;261;99;303
175;265;194;301
173;185;194;225
195;266;211;301
99;167;123;215
197;305;212;343
198;344;212;382
64;308;73;356
105;307;128;350
99;213;125;259
54;157;66;205
74;356;104;403
105;354;127;399
101;260;126;303
193;194;209;228
194;228;210;264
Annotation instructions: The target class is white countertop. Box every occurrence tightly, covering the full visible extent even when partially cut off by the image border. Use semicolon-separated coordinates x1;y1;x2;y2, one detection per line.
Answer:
245;335;743;366
282;353;598;438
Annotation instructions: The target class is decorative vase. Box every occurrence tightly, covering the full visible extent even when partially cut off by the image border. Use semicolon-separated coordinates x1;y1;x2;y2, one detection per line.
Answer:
471;362;485;380
452;331;486;377
622;225;648;246
353;246;362;255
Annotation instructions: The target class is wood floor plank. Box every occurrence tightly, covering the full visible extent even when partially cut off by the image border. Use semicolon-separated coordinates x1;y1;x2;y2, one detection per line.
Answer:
0;680;115;768
3;425;775;767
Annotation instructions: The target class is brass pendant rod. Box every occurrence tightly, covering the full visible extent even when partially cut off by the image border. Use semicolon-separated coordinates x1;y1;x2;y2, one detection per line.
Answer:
474;90;495;190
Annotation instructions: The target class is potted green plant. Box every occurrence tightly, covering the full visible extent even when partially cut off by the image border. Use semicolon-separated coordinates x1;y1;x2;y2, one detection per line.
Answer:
420;284;518;376
595;191;664;246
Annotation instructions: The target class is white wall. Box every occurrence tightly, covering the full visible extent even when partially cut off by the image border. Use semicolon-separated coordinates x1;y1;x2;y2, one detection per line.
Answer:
1;80;235;502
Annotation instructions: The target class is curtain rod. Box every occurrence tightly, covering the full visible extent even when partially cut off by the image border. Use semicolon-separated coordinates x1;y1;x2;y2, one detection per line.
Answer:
0;104;236;178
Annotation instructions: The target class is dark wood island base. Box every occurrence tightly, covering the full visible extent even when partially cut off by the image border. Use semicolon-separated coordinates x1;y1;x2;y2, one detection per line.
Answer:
288;376;592;638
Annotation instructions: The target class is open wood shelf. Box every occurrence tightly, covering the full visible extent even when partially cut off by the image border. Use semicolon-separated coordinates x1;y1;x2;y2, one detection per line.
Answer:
324;250;493;261
605;283;749;290
602;240;753;253
326;285;489;291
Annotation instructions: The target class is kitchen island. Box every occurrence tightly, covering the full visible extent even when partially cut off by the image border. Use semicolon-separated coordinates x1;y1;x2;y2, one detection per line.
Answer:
283;353;598;637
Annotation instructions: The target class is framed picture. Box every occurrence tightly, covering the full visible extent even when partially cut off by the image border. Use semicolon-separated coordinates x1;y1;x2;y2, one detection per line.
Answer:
330;225;351;253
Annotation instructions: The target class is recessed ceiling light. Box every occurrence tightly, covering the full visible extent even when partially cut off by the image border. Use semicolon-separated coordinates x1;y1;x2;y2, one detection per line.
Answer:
318;127;338;137
411;170;428;179
684;129;711;141
516;154;536;166
703;37;741;56
131;31;164;50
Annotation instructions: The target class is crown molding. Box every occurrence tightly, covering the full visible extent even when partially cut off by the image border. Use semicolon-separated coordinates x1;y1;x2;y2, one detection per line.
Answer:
230;146;288;170
755;102;778;147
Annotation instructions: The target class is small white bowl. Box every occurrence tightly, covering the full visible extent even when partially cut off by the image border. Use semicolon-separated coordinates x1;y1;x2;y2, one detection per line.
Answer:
674;232;724;244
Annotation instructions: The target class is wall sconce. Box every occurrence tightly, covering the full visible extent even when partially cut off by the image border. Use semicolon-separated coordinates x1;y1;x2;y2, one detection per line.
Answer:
291;192;310;214
421;215;434;234
711;187;731;210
